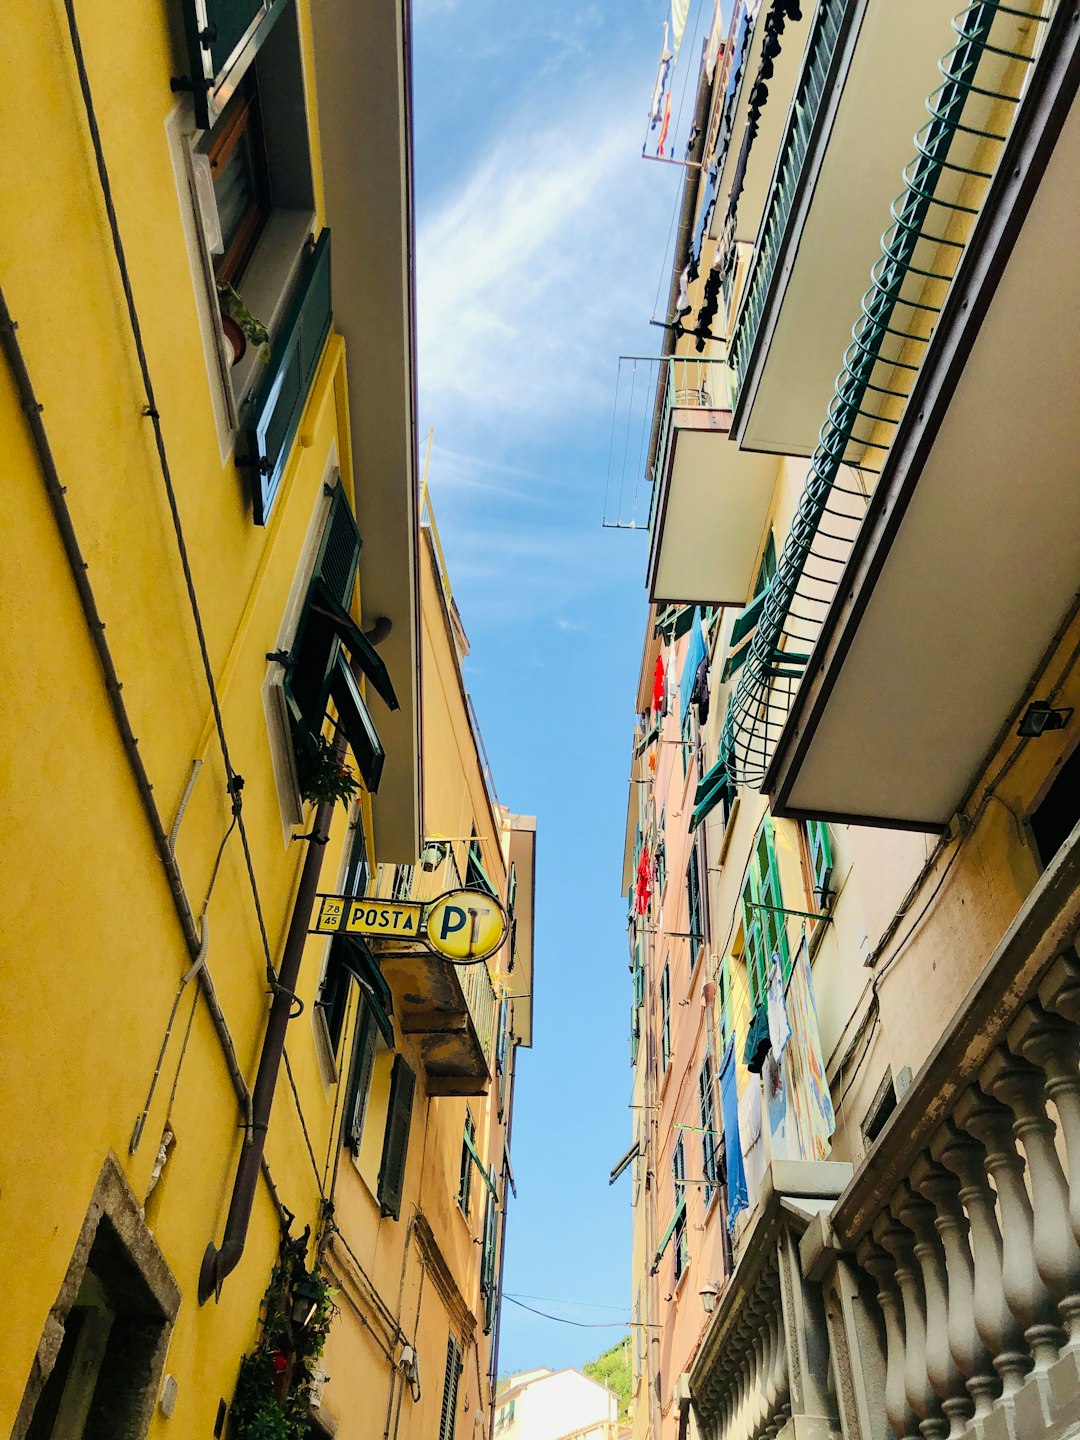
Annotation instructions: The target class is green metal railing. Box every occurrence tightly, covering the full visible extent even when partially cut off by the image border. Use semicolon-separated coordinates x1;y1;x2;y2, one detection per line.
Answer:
722;0;1052;787
730;0;848;397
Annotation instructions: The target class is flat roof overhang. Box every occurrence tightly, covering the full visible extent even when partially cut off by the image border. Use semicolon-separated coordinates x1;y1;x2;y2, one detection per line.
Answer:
767;31;1080;831
731;0;965;458
311;0;422;861
507;815;537;1049
647;409;777;607
708;1;812;249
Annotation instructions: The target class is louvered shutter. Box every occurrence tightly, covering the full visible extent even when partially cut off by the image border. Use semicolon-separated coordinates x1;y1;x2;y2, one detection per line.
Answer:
439;1336;462;1440
176;0;288;128
244;228;333;525
345;1005;377;1154
481;1180;498;1333
376;1055;415;1220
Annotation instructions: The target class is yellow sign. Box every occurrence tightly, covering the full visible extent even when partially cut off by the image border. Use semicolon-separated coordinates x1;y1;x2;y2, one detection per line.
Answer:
426;890;507;962
313;895;423;938
311;888;507;964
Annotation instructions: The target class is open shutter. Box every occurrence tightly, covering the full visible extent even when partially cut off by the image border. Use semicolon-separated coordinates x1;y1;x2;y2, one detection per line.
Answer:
176;0;289;128
344;1004;377;1154
329;653;386;792
244;229;332;525
807;820;834;904
377;1055;415;1220
480;1181;498;1331
439;1337;462;1440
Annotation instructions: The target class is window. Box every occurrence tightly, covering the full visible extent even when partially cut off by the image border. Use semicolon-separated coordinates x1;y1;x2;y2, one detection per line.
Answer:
317;814;371;1056
458;1110;477;1217
687;844;705;968
672;1137;688;1282
495;998;510;1117
507;861;519;968
1030;742;1080;869
660;963;672;1073
480;1178;499;1333
391;864;414;902
344;1001;379;1155
201;73;271;287
655;827;667;897
376;1054;415;1221
277;482;397;795
722;531;777;682
681;705;693;778
861;1068;898;1148
439;1335;463;1440
466;830;497;896
803;820;834;909
699;1057;718;1210
740;818;789;1009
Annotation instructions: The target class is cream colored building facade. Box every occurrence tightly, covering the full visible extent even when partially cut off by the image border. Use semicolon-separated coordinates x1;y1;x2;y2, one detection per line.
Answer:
494;1368;619;1440
620;3;1079;1440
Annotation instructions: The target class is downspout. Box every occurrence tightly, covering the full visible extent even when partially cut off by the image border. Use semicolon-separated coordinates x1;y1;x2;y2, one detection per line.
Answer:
0;285;274;1216
644;66;716;483
198;766;340;1303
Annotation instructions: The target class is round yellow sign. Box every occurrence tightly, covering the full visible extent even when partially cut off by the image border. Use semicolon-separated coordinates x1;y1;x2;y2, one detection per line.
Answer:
425;889;507;963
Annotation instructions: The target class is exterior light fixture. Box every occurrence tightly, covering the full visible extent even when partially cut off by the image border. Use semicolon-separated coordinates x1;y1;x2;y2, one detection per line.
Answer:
700;1281;719;1314
291;1276;322;1328
419;839;452;871
1017;702;1073;738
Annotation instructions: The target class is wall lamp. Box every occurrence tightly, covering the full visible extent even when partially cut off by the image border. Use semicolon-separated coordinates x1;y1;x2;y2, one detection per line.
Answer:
291;1276;322;1328
1017;702;1073;739
699;1281;720;1315
419;839;453;871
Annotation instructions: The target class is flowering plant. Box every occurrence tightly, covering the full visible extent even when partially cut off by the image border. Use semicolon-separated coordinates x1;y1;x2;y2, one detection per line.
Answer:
298;733;360;809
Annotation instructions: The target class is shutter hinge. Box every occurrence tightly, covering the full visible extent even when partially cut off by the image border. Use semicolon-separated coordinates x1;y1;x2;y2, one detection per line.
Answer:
266;649;292;666
198;23;218;44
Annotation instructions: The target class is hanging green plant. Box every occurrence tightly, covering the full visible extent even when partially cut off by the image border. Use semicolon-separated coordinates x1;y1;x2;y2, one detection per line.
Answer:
218;282;271;362
229;1232;337;1440
298;733;360;810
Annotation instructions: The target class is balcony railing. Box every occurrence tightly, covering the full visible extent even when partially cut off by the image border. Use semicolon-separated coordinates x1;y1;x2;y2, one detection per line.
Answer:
602;355;733;531
816;822;1080;1440
729;0;847;398
722;0;1053;787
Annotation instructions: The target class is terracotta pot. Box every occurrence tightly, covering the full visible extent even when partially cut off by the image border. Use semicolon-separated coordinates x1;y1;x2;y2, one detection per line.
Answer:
221;314;247;367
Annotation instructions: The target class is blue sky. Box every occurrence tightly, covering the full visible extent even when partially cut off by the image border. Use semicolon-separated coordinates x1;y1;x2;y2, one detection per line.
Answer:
411;0;696;1375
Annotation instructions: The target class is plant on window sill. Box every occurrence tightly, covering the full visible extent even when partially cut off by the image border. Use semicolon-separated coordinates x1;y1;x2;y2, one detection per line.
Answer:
298;733;360;810
218;282;270;367
230;1233;337;1440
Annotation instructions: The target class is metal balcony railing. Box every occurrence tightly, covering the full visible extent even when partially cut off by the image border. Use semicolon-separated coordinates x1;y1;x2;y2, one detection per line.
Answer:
722;0;1054;788
603;355;733;531
729;0;848;397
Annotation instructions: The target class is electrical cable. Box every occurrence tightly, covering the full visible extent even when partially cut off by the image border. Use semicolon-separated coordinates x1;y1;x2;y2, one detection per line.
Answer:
501;1296;647;1329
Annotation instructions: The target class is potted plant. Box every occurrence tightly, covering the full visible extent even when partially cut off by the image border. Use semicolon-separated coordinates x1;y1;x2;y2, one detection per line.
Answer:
298;733;360;810
218;282;270;367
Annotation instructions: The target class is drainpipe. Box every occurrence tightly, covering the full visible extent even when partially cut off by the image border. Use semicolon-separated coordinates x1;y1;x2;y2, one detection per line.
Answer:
644;64;716;483
198;772;339;1303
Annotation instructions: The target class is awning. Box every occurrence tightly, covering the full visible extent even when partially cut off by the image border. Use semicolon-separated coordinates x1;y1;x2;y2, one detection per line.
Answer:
311;582;399;710
336;937;395;1046
464;1126;499;1201
608;1139;640;1186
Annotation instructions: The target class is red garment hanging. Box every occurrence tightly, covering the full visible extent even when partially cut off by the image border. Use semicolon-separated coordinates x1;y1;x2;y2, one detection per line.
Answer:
635;844;653;916
652;655;665;713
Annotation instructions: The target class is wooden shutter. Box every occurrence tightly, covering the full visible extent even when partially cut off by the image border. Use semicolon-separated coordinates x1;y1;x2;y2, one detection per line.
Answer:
458;1112;475;1216
244;228;333;525
439;1336;462;1440
807;820;834;903
176;0;289;128
376;1055;415;1220
345;1005;377;1154
481;1180;498;1333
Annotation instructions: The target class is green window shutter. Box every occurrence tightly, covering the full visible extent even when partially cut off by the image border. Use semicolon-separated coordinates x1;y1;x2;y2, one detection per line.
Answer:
481;1179;498;1332
376;1054;415;1220
686;847;704;962
329;652;386;792
439;1337;463;1440
466;834;497;897
672;1138;688;1280
176;0;288;128
345;1002;377;1153
244;228;332;525
699;1058;717;1208
807;820;834;906
754;532;777;595
458;1112;476;1216
761;818;791;981
660;965;671;1071
729;586;769;649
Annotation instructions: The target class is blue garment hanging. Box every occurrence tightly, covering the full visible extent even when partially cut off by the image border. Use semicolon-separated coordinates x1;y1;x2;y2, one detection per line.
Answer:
720;1037;749;1233
679;609;706;730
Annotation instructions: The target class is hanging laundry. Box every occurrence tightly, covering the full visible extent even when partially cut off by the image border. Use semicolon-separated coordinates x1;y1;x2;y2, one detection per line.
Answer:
719;1037;749;1233
742;1001;770;1073
766;956;791;1056
784;939;836;1161
690;655;710;725
652;654;666;714
705;0;725;80
635;844;653;916
670;0;691;58
675;264;692;317
649;22;673;125
679;609;706;730
657;92;672;156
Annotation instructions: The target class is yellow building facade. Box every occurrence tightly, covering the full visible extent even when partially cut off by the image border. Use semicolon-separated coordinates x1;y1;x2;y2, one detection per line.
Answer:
0;2;534;1436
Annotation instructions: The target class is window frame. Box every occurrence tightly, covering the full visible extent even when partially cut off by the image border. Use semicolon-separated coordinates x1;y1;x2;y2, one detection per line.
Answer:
659;962;672;1073
699;1056;719;1211
740;818;789;1009
458;1110;476;1218
672;1136;688;1283
202;71;272;287
686;842;705;970
438;1335;463;1440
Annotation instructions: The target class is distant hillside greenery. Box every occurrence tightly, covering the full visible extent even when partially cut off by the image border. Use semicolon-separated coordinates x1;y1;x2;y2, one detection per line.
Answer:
583;1336;632;1420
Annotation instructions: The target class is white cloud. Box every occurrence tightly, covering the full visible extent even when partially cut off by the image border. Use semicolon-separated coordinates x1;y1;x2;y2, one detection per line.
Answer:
416;75;673;436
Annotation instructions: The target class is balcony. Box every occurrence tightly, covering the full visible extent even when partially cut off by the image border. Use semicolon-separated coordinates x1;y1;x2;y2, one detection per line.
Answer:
729;0;971;457
802;821;1080;1440
764;4;1079;826
640;357;777;607
365;862;498;1096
